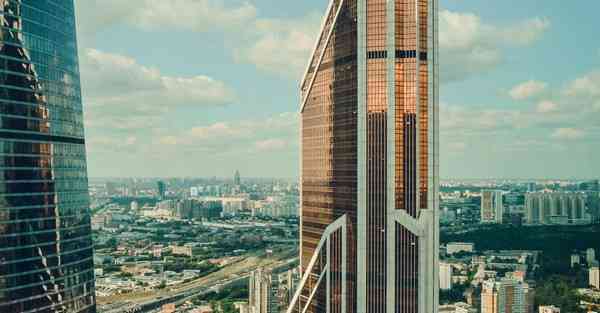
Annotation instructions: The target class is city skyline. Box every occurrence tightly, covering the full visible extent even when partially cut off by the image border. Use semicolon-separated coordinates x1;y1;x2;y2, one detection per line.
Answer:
76;1;600;179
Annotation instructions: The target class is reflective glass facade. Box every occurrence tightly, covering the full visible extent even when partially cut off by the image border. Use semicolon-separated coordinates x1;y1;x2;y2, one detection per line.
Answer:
298;0;438;312
0;1;95;313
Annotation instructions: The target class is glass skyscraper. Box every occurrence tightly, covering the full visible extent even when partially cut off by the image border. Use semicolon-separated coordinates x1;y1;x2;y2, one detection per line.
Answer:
289;0;439;313
0;1;95;313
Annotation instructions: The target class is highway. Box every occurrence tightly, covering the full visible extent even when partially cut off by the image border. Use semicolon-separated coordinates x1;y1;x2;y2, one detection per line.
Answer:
98;257;298;313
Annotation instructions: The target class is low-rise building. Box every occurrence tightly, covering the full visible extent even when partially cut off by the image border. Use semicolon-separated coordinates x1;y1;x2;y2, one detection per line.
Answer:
539;305;560;313
447;242;475;255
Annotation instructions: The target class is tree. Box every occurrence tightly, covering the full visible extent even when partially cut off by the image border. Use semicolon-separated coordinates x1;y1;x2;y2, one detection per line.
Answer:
535;276;585;313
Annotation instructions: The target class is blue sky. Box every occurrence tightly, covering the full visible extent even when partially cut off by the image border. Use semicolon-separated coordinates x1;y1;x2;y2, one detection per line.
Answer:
76;1;600;179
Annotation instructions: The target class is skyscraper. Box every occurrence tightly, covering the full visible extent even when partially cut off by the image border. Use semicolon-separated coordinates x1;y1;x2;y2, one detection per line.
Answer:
0;1;96;312
481;279;529;313
234;170;241;186
525;193;587;225
587;248;596;265
291;0;439;312
157;180;167;199
481;190;504;224
249;267;279;313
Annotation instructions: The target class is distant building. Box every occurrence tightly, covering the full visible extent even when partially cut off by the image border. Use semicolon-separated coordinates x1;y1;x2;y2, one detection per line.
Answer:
440;263;454;291
106;182;118;196
153;245;164;258
525;193;588;225
131;201;139;211
234;170;241;186
162;303;176;313
588;248;597;265
176;199;223;220
157;181;167;199
590;267;600;289
572;254;582;268
190;187;199;197
441;207;458;224
527;183;537;193
171;245;194;257
464;286;482;311
249;268;278;313
580;180;599;192
234;302;250;313
481;190;504;224
447;242;475;255
539;305;560;313
481;279;530;313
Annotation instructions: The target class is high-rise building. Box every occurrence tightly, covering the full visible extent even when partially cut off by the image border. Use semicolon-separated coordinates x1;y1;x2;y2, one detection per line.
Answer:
571;254;581;268
249;268;278;313
525;193;587;225
587;248;596;265
539;306;560;313
590;267;600;289
440;263;454;291
0;1;96;312
481;279;529;313
481;190;504;224
291;1;439;312
234;170;242;186
157;181;167;199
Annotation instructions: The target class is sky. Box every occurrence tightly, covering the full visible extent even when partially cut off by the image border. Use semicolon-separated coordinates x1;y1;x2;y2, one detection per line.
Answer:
75;0;600;179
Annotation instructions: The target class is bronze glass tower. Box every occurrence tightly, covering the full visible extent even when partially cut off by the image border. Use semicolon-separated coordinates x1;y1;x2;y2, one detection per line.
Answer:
290;0;439;313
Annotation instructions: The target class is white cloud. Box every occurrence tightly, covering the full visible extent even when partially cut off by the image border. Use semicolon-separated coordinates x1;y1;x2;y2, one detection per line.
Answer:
157;112;298;149
234;13;322;78
551;128;585;140
80;49;236;130
440;10;550;82
564;70;600;97
498;17;551;45
255;139;288;151
536;100;558;113
132;0;256;32
509;80;548;100
76;0;257;34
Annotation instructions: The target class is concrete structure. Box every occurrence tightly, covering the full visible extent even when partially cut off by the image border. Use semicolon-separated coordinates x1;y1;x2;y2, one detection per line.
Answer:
440;263;454;290
249;268;278;313
234;170;242;186
572;254;582;268
291;0;440;312
235;302;250;313
588;248;597;265
481;190;504;224
590;267;600;290
447;242;475;255
481;279;530;313
0;1;96;312
157;181;167;199
539;306;560;313
525;193;588;225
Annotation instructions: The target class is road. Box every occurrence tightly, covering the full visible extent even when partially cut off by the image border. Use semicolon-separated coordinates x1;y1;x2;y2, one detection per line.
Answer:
98;255;298;313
